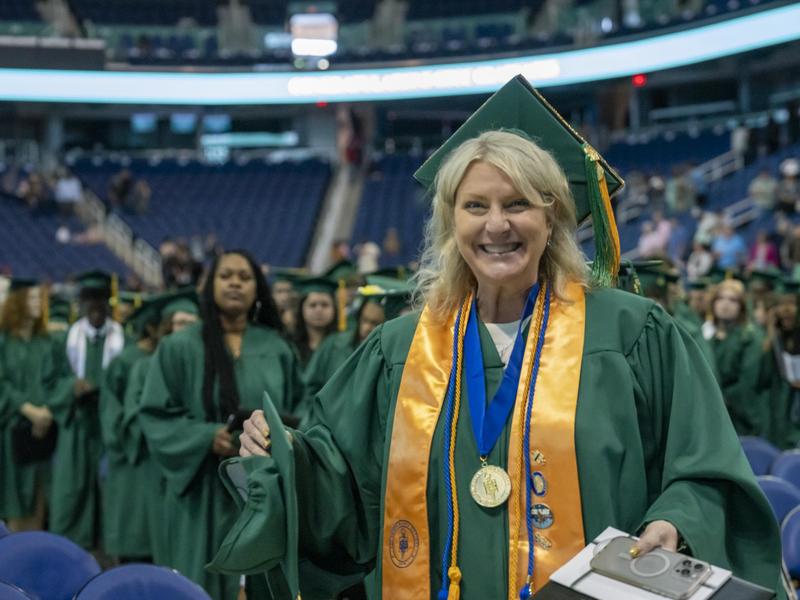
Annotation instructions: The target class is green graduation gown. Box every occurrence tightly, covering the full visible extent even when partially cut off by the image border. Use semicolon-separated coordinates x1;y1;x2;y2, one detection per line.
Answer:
709;324;766;436
99;343;151;557
48;332;120;549
0;334;57;520
139;322;304;600
756;337;800;449
212;288;785;599
121;355;170;564
302;331;356;403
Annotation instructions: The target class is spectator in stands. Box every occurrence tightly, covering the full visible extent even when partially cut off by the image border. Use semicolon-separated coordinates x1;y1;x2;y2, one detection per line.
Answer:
694;210;722;246
687;241;714;282
781;224;800;280
711;223;747;271
107;168;134;211
665;164;696;214
128;178;151;215
777;158;800;215
139;250;304;599
748;230;780;272
748;168;778;213
702;278;764;436
637;211;671;258
355;239;381;273
667;217;690;267
382;226;402;263
17;172;54;216
53;167;83;217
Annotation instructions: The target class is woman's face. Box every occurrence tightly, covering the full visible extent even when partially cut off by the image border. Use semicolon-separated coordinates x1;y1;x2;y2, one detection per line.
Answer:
454;161;551;292
713;289;742;322
303;292;335;330
358;301;386;341
26;287;42;320
776;297;798;331
213;254;257;316
171;310;198;333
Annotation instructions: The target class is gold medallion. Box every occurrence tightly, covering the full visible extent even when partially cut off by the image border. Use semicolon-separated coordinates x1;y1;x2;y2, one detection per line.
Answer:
470;465;512;507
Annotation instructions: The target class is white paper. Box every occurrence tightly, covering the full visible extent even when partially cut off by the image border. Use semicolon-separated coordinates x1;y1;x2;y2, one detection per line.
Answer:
549;527;732;600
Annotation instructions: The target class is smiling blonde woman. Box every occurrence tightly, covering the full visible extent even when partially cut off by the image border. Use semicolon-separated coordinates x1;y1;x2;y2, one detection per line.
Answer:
215;77;785;600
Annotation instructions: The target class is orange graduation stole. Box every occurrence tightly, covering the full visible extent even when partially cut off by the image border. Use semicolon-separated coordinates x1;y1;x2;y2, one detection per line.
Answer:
381;281;587;598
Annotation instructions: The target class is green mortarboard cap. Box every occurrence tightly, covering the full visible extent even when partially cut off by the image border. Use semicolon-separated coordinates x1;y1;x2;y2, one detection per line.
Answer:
294;276;338;297
272;268;308;285
746;269;781;290
780;277;800;295
615;260;676;297
210;390;300;597
76;270;112;293
9;278;38;291
159;289;200;322
360;275;415;320
367;266;413;281
323;260;357;283
687;278;710;291
124;297;160;336
707;266;731;285
118;291;144;307
414;75;624;285
48;297;72;323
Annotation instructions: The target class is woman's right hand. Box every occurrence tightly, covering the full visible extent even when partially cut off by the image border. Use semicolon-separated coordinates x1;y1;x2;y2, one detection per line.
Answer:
240;410;271;457
20;403;54;438
212;426;237;457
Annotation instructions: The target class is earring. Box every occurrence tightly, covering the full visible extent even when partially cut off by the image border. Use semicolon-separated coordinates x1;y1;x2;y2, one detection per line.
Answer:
546;238;552;248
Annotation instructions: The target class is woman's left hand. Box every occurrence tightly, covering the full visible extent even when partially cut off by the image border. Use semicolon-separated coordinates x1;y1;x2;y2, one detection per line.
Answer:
631;520;679;557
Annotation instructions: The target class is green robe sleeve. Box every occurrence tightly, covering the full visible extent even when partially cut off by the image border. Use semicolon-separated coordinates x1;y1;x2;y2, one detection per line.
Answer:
714;327;766;436
43;337;78;425
0;336;26;420
139;334;219;496
121;358;150;464
628;307;785;597
99;354;128;454
210;327;389;581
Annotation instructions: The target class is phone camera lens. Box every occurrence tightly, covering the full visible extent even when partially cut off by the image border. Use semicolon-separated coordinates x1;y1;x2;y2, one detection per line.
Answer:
680;569;691;576
693;563;704;570
681;560;692;567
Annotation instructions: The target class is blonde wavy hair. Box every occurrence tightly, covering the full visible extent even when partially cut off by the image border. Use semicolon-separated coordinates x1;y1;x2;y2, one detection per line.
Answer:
413;130;589;317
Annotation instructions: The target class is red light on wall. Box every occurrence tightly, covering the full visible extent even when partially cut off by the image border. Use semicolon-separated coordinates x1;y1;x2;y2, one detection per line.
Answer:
632;74;647;87
316;101;328;107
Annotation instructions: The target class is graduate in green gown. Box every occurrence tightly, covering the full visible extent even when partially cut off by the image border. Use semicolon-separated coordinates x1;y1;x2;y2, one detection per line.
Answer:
756;285;800;448
0;280;56;530
121;292;200;565
49;271;127;549
216;78;786;600
139;251;305;599
100;294;162;560
291;277;339;370
702;278;766;436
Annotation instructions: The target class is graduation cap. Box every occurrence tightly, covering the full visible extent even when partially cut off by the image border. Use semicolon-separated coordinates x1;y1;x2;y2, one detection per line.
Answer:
615;260;677;297
271;267;308;286
293;276;338;298
209;391;300;599
323;260;358;284
686;278;711;291
161;294;199;322
48;296;73;324
414;75;624;286
9;277;38;292
779;277;800;295
746;269;781;291
359;275;415;320
76;270;112;293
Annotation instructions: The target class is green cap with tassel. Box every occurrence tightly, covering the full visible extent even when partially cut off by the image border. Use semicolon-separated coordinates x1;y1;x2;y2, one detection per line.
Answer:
414;75;624;286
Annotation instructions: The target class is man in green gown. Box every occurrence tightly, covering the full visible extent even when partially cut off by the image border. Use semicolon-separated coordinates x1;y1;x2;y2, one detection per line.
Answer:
210;79;785;600
49;271;127;549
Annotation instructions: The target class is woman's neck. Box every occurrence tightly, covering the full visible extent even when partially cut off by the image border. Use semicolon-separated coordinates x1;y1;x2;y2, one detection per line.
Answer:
307;327;326;350
220;312;248;334
17;318;35;341
476;279;536;323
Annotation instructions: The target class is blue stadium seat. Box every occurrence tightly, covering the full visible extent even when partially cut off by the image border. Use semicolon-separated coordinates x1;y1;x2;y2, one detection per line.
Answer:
75;564;211;599
771;450;800;489
0;581;33;600
782;505;800;579
0;532;101;600
740;436;780;475
757;476;800;525
0;522;9;538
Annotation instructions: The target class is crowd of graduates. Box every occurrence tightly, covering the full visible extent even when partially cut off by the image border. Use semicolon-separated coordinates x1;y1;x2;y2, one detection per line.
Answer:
3;245;799;599
0;252;411;600
624;261;800;449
